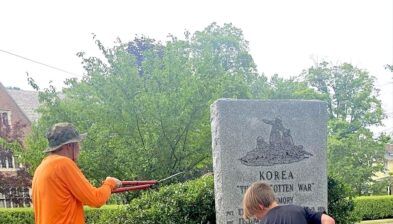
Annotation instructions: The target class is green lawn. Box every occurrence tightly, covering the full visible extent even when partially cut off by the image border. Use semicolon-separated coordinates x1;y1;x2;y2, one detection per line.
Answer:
361;219;393;224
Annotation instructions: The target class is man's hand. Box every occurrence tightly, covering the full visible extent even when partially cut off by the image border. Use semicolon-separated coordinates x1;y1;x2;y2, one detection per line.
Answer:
106;177;122;189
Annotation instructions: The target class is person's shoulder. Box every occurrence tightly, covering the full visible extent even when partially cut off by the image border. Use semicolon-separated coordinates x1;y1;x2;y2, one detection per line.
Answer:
277;204;303;211
267;205;301;214
264;205;309;223
46;155;75;167
272;205;311;214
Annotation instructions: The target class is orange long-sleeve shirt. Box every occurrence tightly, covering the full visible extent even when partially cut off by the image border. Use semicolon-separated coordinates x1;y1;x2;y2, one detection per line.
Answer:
32;154;116;224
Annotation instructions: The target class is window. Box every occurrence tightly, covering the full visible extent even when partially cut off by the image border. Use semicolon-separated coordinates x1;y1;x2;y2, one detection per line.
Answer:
0;192;5;208
0;150;14;169
0;110;15;169
0;111;11;135
0;188;31;208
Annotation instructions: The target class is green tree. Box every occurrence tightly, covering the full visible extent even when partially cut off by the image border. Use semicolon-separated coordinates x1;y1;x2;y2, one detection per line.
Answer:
328;129;388;195
22;23;264;185
266;74;325;100
304;62;383;131
303;61;386;195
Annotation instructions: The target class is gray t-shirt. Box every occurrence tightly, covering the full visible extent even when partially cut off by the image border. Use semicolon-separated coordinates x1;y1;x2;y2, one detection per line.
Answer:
259;205;323;224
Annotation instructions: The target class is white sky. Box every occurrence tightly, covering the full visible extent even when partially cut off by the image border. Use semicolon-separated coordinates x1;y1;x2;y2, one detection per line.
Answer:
0;0;392;134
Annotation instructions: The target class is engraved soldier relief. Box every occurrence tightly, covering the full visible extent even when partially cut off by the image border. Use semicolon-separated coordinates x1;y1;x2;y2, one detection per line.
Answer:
240;117;313;166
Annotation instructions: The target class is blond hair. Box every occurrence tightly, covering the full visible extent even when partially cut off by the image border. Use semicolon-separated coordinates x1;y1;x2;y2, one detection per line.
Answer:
242;181;276;220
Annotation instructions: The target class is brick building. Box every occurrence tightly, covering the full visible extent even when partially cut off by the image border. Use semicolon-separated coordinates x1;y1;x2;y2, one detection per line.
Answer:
0;82;39;207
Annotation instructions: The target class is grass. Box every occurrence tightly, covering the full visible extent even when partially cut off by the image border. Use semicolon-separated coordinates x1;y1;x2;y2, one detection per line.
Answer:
361;219;393;224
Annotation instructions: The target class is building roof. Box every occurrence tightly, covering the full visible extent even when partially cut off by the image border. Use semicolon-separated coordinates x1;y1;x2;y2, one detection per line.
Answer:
6;89;40;122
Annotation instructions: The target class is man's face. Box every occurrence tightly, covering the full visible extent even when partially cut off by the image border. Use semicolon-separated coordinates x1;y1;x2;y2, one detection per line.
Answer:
74;143;81;159
68;142;81;161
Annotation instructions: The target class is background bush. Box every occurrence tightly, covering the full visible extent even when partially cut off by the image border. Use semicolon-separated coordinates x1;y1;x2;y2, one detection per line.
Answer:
0;207;33;224
328;176;360;224
0;205;120;224
96;174;215;224
4;175;393;223
353;195;393;220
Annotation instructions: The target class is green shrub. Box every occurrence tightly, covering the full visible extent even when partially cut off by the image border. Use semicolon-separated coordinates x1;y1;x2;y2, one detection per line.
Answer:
328;176;360;224
0;205;120;224
354;195;393;220
0;207;34;224
96;174;215;224
4;176;393;224
85;205;121;224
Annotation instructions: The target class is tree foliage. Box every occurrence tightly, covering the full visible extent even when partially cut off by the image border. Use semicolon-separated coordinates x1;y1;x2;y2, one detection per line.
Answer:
23;23;266;184
303;62;383;131
266;74;325;100
303;61;388;195
328;130;388;195
19;24;389;200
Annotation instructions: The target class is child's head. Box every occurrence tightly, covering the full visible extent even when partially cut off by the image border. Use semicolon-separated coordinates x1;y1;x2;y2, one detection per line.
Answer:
242;181;276;220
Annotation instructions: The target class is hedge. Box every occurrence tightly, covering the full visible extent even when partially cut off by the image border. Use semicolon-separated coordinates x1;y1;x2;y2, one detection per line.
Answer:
0;206;119;224
0;207;33;224
0;175;214;224
94;174;215;224
3;176;393;223
353;195;393;220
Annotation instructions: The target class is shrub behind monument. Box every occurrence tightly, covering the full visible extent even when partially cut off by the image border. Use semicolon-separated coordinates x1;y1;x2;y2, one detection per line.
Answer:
96;175;215;224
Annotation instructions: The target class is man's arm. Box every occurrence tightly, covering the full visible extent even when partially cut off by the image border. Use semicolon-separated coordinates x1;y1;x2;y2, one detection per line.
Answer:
304;207;335;224
59;158;118;207
321;214;335;224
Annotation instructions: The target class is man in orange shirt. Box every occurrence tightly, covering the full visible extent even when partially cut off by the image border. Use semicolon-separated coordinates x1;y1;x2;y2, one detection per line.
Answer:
32;122;122;224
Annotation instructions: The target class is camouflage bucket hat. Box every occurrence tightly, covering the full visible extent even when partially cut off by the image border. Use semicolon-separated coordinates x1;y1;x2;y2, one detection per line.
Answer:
44;122;87;153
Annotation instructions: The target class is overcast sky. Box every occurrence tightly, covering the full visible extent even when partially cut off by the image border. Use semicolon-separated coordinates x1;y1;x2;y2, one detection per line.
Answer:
0;0;392;134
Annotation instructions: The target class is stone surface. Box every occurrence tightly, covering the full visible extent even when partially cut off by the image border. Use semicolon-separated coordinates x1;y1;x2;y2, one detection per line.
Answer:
211;99;328;224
